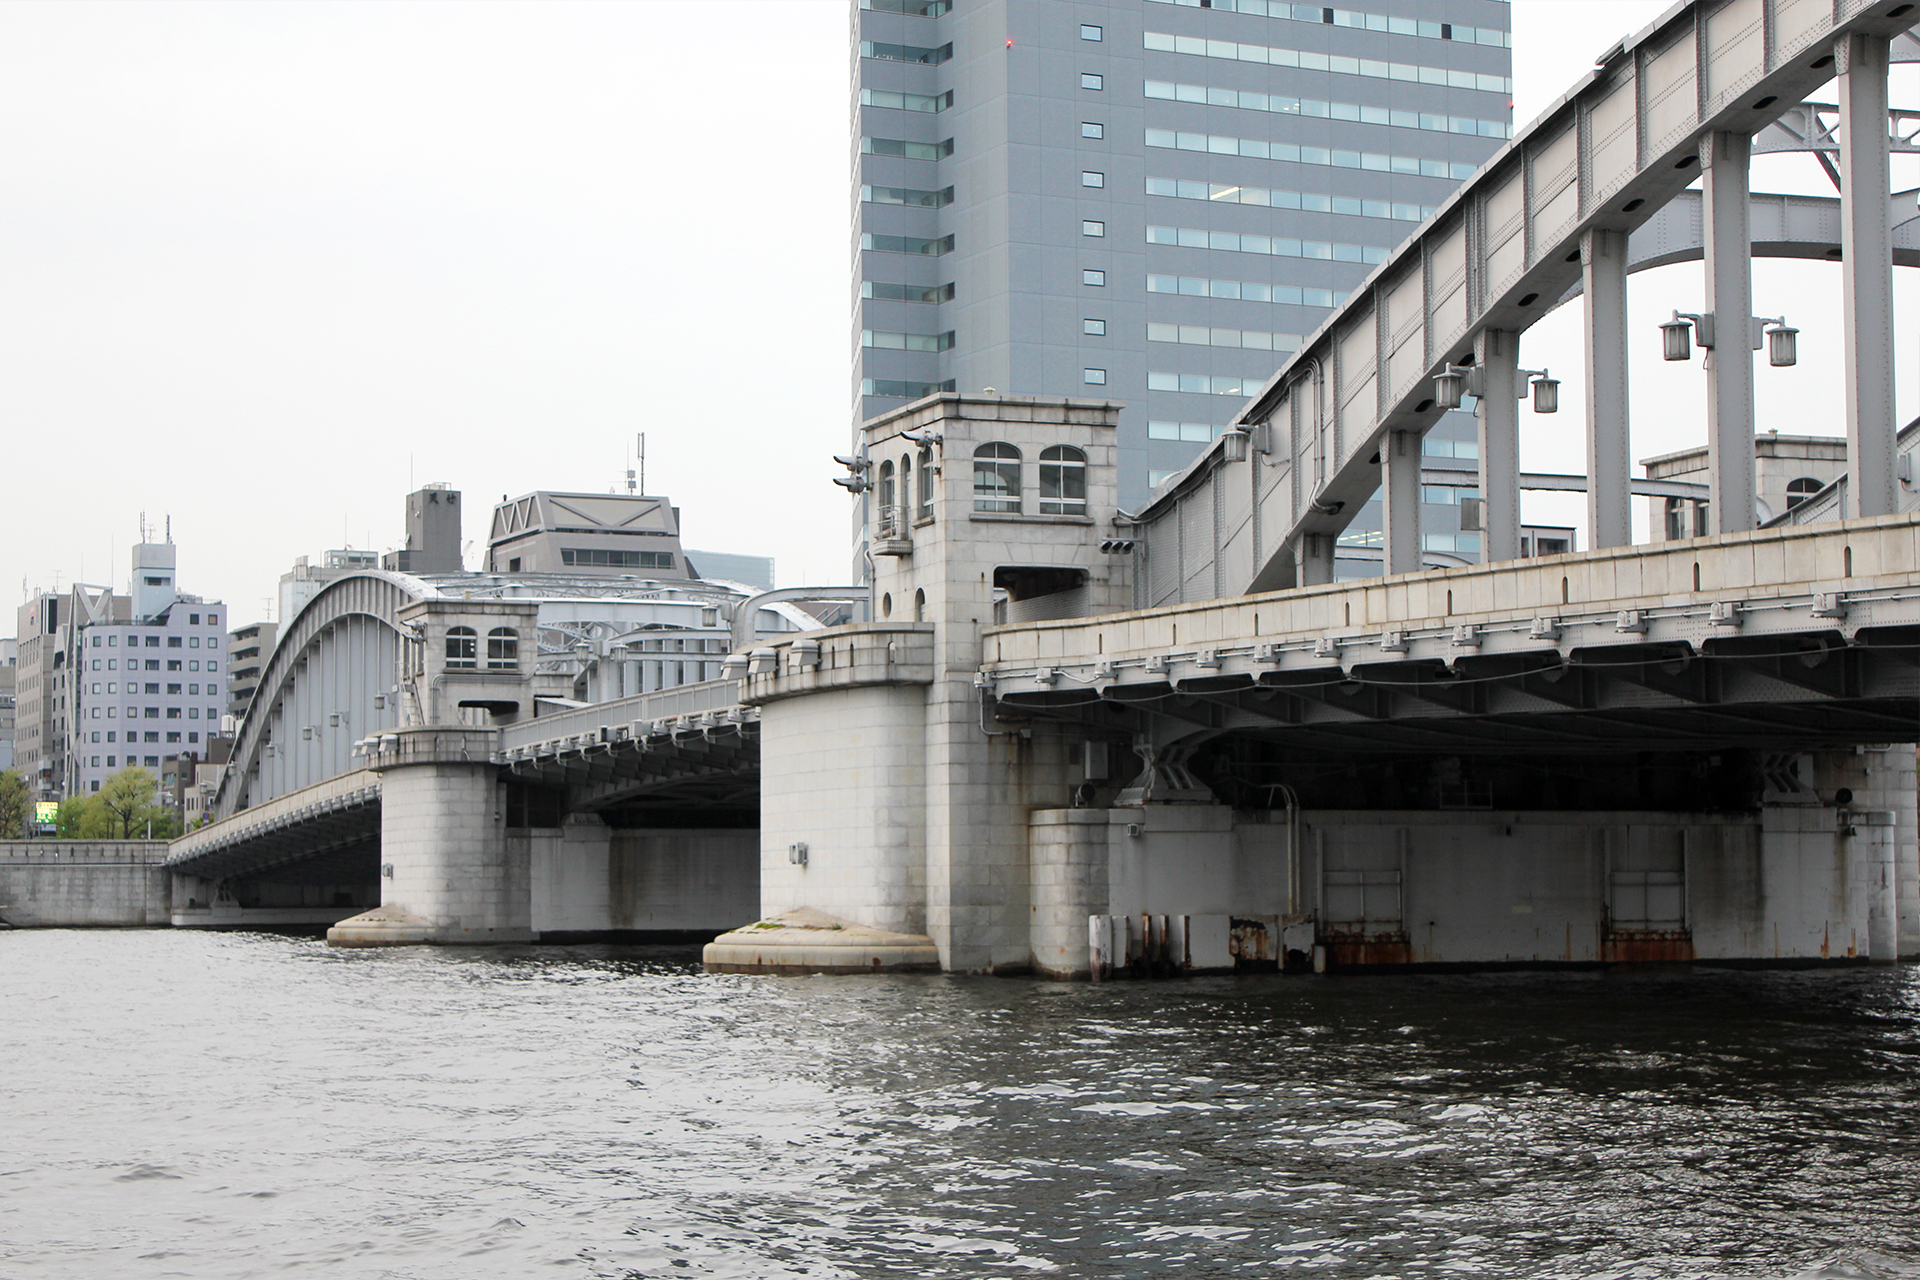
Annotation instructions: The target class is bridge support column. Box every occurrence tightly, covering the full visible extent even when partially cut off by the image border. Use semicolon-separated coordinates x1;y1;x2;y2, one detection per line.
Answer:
1474;329;1520;562
1581;228;1631;550
1839;31;1898;519
1294;533;1334;586
328;727;530;946
1702;129;1756;534
1381;428;1422;574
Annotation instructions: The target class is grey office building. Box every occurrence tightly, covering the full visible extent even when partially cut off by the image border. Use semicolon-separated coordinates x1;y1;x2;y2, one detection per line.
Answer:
853;0;1546;573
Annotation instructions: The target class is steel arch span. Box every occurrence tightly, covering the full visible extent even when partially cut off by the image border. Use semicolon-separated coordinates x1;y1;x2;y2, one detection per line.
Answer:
215;572;430;820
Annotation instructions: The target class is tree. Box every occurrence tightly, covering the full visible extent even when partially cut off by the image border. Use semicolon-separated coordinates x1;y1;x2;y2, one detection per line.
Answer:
0;769;26;839
54;795;94;839
92;766;176;839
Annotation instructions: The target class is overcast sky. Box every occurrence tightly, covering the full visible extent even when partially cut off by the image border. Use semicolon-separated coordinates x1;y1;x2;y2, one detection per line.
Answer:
2;0;1914;623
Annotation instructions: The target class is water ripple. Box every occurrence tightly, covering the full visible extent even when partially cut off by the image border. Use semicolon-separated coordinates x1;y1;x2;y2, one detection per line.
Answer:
0;932;1916;1277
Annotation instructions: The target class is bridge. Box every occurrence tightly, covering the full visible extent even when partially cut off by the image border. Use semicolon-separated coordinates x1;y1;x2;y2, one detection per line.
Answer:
168;0;1919;980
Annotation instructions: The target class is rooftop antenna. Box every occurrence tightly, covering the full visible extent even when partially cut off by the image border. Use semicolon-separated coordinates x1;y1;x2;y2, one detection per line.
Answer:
638;432;645;495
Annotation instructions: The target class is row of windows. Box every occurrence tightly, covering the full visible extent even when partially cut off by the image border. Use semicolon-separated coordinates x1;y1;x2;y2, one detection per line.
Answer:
91;632;222;649
1144;30;1514;94
1422;532;1484;553
862;280;954;304
91;682;211;695
860;88;953;114
559;548;674;569
861;232;954;257
1145;80;1510;140
1148;223;1390;265
858;0;949;15
89;706;218;719
859;39;951;65
862;328;955;353
1149;420;1230;443
1148;273;1351;308
1145;128;1478;182
87;732;203;747
1148;176;1433;223
89;658;217;672
875;453;937;524
860;136;953;162
1148;371;1259;396
973;444;1087;516
444;627;520;669
90;752;184;772
1146;0;1510;50
1422;437;1481;459
1149;321;1302;353
861;184;953;208
862;377;956;399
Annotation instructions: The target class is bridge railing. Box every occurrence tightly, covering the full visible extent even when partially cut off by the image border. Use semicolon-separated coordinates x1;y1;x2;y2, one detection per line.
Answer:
499;679;748;754
170;768;381;867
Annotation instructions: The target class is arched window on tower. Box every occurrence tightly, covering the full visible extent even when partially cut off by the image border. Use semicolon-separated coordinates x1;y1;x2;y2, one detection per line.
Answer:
876;459;895;512
1786;477;1822;510
445;626;477;669
917;446;935;520
974;442;1022;513
486;628;518;670
1039;445;1087;515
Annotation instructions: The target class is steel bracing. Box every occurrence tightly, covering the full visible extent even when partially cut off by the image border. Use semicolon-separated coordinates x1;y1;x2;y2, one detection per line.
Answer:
1129;0;1920;604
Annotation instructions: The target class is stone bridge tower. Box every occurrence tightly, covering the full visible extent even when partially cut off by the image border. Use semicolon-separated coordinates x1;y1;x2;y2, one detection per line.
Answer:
714;395;1133;973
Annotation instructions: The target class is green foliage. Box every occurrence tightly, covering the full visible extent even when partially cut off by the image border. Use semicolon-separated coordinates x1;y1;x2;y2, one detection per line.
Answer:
85;766;179;840
54;795;95;838
0;769;26;839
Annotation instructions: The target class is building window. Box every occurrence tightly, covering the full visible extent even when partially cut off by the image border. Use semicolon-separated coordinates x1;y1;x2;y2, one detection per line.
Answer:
91;781;100;792
167;683;181;694
1040;446;1088;515
446;627;478;669
862;328;956;352
1081;122;1104;139
862;377;958;399
1080;23;1102;40
487;629;519;669
1084;318;1107;336
917;447;935;520
858;0;951;15
1081;171;1105;188
1080;72;1103;90
863;280;955;304
859;88;954;114
166;732;181;743
1082;269;1106;286
166;708;181;719
166;637;181;648
1787;477;1822;509
1146;222;1388;266
860;232;956;257
146;637;159;648
862;184;955;208
973;443;1023;513
1083;368;1107;385
559;548;675;569
1082;220;1105;237
877;459;896;512
860;39;953;65
859;137;955;162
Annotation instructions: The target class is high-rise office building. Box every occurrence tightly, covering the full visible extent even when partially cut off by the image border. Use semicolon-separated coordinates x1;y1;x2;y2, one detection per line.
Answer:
851;0;1524;569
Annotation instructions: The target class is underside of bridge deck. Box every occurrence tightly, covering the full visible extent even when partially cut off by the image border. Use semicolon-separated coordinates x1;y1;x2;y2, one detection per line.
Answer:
994;626;1920;758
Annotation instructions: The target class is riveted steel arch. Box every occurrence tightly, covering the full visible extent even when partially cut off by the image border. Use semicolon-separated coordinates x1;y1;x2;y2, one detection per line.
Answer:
215;571;440;819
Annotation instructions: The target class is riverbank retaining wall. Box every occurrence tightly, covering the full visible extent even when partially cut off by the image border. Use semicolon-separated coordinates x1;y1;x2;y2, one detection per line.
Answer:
0;842;172;927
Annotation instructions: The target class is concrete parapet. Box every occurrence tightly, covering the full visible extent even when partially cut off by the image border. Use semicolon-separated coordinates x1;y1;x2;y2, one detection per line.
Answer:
357;726;500;772
703;907;938;974
739;623;934;707
0;841;171;927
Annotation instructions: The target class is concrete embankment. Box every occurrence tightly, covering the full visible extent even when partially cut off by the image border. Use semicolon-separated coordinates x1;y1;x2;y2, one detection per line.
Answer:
0;842;171;927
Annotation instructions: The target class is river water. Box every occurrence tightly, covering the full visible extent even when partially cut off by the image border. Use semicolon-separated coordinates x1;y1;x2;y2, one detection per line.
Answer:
2;932;1918;1279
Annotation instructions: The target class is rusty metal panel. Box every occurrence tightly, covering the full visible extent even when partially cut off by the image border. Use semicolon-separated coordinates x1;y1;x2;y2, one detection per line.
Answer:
1603;930;1696;963
1324;936;1414;967
1228;914;1279;970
